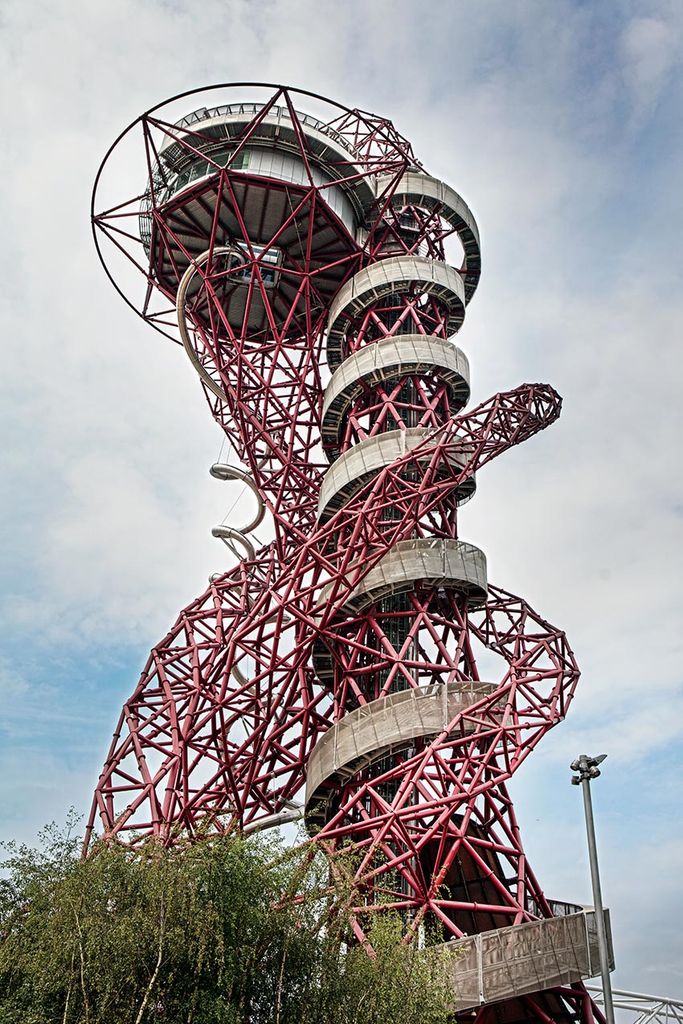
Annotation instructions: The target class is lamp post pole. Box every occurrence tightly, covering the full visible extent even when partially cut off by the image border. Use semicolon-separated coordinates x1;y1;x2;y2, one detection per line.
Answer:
571;753;615;1024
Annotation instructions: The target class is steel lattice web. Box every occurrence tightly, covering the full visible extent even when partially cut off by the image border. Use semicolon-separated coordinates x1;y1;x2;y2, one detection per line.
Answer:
86;83;605;1024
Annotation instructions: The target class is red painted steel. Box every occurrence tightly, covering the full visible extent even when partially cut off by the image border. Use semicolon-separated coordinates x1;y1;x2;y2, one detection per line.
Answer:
86;85;601;1024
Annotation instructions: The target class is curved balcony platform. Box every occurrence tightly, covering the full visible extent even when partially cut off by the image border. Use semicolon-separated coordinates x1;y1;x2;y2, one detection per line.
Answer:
321;335;470;457
317;538;487;617
317;427;475;522
305;680;497;826
326;256;467;369
374;171;482;301
432;909;614;1011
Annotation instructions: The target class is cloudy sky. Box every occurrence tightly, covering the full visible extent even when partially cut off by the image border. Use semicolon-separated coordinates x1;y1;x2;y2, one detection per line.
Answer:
2;0;682;1001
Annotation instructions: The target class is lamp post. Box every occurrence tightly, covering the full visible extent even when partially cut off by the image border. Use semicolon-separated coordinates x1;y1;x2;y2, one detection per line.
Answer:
571;753;615;1024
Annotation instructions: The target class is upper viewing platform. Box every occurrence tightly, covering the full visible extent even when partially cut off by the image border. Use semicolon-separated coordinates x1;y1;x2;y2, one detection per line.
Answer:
91;83;481;346
150;101;376;227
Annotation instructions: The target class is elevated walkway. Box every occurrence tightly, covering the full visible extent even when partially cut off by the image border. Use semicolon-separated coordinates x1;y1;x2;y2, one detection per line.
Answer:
305;681;497;825
434;909;614;1010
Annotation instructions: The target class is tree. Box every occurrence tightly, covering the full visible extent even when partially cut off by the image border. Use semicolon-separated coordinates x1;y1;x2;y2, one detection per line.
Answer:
0;816;454;1023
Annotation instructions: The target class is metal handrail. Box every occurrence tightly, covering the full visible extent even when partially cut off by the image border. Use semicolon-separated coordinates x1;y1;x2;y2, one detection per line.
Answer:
168;102;357;155
139;102;362;247
587;986;683;1024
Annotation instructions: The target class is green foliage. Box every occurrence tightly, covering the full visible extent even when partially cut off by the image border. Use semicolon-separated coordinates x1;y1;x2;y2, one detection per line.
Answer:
0;817;453;1024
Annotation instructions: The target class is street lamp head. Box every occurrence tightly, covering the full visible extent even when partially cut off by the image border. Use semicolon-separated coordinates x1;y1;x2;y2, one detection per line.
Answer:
570;753;608;784
583;754;607;768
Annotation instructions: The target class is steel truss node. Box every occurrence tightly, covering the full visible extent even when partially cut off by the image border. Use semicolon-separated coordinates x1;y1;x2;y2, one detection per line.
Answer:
86;83;607;1024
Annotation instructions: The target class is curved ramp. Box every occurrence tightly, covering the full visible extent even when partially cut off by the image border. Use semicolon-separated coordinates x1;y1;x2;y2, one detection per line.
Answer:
321;335;470;456
326;256;466;369
374;171;482;301
317;428;475;522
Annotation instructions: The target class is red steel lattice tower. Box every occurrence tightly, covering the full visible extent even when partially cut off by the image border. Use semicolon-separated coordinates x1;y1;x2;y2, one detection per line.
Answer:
87;84;613;1022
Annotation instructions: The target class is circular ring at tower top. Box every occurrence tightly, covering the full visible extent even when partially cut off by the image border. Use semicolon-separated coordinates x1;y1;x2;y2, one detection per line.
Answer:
373;171;482;302
317;428;476;522
321;335;470;458
326;256;467;370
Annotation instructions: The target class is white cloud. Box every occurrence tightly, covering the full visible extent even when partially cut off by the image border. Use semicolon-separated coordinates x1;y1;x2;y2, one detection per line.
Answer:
621;13;682;120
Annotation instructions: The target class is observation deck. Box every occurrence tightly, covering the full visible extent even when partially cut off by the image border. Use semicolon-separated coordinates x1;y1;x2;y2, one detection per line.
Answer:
154;102;375;217
142;103;373;335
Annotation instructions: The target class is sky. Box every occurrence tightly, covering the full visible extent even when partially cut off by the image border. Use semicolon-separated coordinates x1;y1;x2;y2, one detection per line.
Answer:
1;0;682;1002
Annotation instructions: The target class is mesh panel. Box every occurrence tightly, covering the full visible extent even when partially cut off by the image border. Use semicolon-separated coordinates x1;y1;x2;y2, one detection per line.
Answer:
431;910;612;1011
